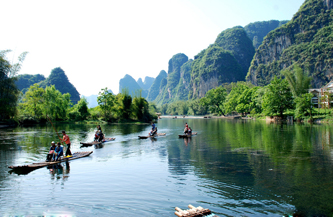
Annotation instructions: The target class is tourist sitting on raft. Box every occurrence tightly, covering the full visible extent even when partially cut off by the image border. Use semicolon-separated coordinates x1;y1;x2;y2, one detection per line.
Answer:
184;123;189;134
149;122;157;136
46;141;56;162
53;142;64;161
94;130;104;142
188;127;192;135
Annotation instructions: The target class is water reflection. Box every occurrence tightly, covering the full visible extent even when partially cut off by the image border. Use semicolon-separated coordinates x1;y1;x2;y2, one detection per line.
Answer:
48;162;70;181
166;119;333;216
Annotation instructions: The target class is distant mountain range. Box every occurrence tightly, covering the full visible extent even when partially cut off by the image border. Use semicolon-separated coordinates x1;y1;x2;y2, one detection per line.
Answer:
119;75;155;98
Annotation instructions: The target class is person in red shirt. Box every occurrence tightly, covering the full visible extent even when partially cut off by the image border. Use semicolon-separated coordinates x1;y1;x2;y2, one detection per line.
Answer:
61;130;72;156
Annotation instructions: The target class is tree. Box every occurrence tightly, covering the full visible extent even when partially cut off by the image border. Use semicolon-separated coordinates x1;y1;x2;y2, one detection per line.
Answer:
97;88;115;121
116;89;132;120
294;93;314;120
43;85;71;120
224;82;252;114
20;84;45;120
235;86;259;115
132;92;150;121
281;65;311;98
200;86;227;115
262;77;294;117
0;50;27;120
69;97;90;121
188;99;208;115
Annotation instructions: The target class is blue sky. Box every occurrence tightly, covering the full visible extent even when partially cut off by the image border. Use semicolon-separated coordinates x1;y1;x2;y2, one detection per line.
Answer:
1;0;305;96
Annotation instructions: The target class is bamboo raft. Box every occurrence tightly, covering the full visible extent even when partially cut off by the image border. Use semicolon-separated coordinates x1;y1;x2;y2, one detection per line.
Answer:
138;133;166;139
178;132;197;138
175;205;215;217
8;151;93;174
80;138;115;147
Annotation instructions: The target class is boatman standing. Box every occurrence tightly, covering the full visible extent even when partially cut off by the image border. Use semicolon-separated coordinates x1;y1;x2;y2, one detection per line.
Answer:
61;130;72;157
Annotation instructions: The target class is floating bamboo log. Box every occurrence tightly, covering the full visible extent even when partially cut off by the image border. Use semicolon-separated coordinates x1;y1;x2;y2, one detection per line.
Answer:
174;204;213;217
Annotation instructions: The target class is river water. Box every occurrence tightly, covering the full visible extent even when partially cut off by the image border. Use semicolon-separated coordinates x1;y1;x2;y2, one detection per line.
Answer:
1;118;333;216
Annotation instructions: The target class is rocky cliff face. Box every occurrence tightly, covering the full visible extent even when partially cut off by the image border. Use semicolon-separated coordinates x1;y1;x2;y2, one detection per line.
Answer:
189;45;243;98
147;70;167;101
154;54;189;104
247;0;333;88
244;20;289;49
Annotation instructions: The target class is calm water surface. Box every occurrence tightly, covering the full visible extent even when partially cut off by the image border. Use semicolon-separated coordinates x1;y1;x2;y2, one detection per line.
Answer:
1;118;333;216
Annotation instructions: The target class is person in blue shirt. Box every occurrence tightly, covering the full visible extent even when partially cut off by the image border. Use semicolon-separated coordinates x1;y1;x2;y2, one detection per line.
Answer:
53;142;64;161
149;122;157;136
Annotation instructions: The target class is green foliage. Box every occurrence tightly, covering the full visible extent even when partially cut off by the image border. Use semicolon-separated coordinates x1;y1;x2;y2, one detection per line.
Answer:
69;97;90;121
200;86;227;115
281;64;312;97
88;106;102;120
18;84;71;122
132;92;152;122
97;87;116;121
294;93;314;120
20;84;45;120
224;82;254;114
115;89;132;120
0;50;27;120
235;86;260;115
43;85;71;120
187;99;208;115
262;77;294;117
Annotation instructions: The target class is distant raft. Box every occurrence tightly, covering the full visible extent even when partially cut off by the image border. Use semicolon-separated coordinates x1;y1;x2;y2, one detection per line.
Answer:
138;133;166;139
174;205;217;217
8;151;93;174
178;132;197;138
80;138;116;147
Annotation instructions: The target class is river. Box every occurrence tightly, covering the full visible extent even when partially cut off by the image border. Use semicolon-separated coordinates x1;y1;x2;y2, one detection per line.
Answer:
1;118;333;216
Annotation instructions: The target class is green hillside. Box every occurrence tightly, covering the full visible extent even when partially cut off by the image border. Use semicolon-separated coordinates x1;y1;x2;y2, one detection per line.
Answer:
39;67;80;104
15;74;45;94
247;0;333;88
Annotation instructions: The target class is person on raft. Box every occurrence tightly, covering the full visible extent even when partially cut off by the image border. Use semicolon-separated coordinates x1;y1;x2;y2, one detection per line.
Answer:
94;125;104;142
98;130;104;142
149;122;157;136
184;123;189;134
61;130;72;156
46;141;56;162
188;127;192;135
53;142;64;161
